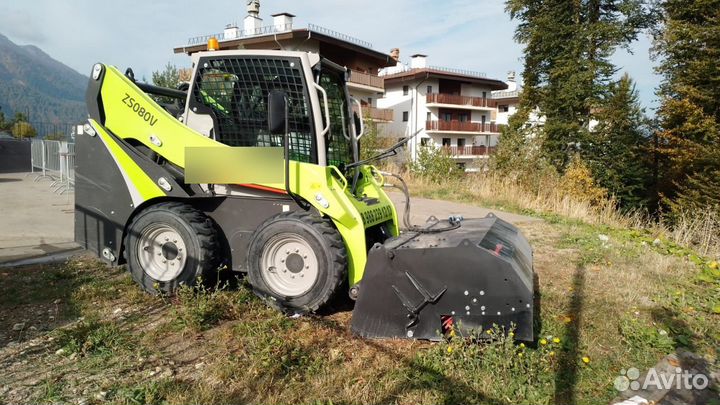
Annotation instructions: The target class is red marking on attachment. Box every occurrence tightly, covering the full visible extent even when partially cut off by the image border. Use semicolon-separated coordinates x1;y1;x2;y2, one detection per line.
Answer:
494;243;504;256
441;315;454;334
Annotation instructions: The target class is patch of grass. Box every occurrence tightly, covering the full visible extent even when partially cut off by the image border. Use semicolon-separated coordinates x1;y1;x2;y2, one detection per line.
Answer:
170;283;240;332
107;379;177;405
36;377;65;404
54;318;133;357
409;329;557;404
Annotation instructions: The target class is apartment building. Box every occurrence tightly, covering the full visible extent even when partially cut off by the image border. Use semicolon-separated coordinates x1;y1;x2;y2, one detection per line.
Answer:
377;55;508;169
174;3;395;122
177;2;526;168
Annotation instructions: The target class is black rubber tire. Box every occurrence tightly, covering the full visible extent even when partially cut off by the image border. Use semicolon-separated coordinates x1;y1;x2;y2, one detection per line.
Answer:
247;211;347;314
124;202;220;294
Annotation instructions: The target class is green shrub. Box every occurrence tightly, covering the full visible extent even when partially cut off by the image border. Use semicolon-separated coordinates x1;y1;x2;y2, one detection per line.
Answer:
410;146;463;183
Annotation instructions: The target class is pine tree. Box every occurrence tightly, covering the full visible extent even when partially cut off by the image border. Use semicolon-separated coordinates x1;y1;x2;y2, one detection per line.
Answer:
151;63;181;104
501;0;654;170
654;0;720;215
583;73;652;210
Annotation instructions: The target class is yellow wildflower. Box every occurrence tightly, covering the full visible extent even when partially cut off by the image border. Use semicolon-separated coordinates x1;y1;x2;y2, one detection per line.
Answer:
540;338;548;345
582;356;590;364
709;261;718;270
553;337;561;344
548;351;555;357
519;343;525;348
447;346;453;354
509;332;514;338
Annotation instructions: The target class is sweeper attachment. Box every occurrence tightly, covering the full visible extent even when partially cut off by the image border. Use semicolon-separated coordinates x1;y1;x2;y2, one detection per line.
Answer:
75;48;535;341
351;215;534;341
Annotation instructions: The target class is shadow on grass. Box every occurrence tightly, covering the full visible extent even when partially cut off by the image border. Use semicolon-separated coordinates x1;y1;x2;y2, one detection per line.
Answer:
553;266;586;405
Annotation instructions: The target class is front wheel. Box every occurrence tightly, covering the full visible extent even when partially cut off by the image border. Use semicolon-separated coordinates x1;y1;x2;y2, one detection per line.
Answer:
247;211;347;314
124;202;220;294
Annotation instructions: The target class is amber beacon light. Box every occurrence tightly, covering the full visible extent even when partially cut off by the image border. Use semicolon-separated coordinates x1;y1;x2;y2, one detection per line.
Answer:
207;37;219;51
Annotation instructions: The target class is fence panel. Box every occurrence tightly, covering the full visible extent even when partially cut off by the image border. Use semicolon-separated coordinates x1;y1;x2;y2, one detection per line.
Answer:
29;139;75;193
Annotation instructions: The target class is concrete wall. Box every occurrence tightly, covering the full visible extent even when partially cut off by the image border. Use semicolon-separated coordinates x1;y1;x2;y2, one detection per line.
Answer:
0;139;31;173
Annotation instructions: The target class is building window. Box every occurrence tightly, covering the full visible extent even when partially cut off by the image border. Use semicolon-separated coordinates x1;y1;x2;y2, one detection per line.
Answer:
402;111;409;122
403;85;409;96
457;138;466;148
426;112;431;121
427;85;432;94
442;137;451;146
499;104;509;112
482;91;487;99
367;97;373;105
443;113;452;121
420;137;429;146
459;113;469;122
457;162;466;170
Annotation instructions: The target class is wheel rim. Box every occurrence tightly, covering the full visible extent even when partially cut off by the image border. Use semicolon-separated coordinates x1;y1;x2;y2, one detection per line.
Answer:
260;233;319;297
137;223;188;282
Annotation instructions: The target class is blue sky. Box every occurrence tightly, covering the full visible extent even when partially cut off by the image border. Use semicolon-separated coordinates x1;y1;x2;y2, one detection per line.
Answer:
0;0;661;113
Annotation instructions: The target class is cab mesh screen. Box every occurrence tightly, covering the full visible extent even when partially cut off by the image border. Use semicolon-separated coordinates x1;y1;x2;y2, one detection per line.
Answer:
192;57;314;162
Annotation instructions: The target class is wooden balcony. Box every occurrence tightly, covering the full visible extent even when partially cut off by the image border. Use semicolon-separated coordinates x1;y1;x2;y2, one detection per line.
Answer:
426;93;497;108
352;105;393;122
442;146;497;156
426;120;502;133
348;70;384;90
365;107;393;122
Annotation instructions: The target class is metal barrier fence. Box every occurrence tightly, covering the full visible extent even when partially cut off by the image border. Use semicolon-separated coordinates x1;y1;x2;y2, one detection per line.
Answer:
30;139;75;195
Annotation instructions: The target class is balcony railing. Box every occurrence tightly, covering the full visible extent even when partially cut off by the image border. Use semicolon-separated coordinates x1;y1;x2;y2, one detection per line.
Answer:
426;120;502;133
348;70;384;89
442;146;497;156
427;93;497;108
366;107;393;122
353;105;393;122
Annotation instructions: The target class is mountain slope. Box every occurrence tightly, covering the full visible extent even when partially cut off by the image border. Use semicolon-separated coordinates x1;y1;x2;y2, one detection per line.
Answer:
0;33;87;127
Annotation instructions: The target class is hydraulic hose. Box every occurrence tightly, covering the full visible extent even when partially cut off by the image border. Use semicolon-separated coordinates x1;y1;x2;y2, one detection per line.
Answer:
378;171;461;234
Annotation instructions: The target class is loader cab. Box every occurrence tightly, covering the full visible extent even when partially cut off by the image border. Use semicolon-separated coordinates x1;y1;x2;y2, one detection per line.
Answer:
182;50;357;170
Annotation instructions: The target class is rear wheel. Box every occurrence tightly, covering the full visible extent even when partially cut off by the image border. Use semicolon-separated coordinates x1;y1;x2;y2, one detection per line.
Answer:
247;211;347;314
124;202;219;294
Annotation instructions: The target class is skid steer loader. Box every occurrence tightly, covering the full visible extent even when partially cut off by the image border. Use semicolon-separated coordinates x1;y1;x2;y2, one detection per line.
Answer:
76;49;535;341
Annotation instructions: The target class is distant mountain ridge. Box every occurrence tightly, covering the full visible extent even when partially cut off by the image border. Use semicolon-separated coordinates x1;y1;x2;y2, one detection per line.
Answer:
0;33;87;131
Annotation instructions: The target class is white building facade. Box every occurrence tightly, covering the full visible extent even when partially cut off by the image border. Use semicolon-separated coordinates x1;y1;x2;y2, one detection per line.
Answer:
377;55;510;169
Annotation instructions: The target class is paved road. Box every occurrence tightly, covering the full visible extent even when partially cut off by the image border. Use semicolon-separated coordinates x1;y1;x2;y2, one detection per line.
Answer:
386;191;540;226
0;172;539;264
0;172;77;264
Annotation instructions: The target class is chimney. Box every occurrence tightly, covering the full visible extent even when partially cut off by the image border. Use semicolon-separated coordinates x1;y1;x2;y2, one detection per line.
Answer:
244;0;262;35
410;54;428;69
390;48;400;63
224;23;240;40
506;71;517;91
271;13;295;32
